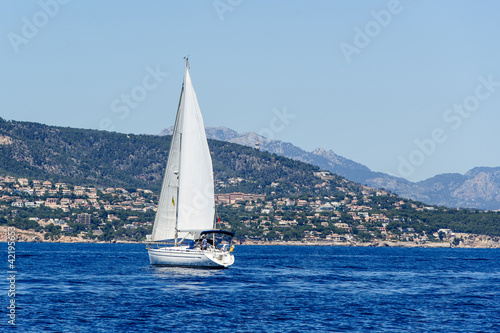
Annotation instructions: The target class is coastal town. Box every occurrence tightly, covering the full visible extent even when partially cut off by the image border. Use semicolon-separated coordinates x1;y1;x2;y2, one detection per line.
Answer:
1;173;499;248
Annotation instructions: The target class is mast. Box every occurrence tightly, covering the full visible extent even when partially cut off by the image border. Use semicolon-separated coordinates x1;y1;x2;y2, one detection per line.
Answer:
152;57;215;242
174;58;189;246
173;110;182;246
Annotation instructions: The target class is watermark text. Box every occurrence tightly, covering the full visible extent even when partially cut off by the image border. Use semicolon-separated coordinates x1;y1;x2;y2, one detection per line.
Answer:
7;0;71;54
339;0;405;64
7;227;16;326
213;0;242;21
99;65;168;132
398;74;499;178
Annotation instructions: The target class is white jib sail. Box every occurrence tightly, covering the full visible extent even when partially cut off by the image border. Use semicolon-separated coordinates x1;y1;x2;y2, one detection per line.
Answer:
151;64;214;241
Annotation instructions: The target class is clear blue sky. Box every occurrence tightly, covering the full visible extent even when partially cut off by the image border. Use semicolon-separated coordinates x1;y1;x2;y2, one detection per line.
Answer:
1;0;500;182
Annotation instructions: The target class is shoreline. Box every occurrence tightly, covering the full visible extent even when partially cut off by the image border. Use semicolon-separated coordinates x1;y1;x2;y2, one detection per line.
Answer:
2;226;499;248
3;240;500;249
3;239;500;250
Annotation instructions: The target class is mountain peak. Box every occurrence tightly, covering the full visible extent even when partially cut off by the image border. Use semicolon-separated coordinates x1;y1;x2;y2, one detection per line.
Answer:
158;126;500;210
466;166;500;177
312;147;326;154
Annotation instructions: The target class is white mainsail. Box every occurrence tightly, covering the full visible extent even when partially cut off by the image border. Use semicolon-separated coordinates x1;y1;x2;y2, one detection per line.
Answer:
151;63;215;241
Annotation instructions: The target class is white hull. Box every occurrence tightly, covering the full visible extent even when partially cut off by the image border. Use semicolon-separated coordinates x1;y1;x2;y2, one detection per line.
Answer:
148;246;235;268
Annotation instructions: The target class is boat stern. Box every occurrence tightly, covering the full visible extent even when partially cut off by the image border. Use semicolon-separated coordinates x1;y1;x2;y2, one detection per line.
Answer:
204;250;235;268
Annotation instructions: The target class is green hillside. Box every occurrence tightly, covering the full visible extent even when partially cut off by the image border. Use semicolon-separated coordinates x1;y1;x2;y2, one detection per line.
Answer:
0;118;330;195
1;118;499;242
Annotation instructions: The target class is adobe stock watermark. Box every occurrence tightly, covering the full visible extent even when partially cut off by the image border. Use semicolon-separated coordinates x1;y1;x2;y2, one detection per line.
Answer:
213;0;242;21
339;0;407;64
7;227;17;326
398;74;499;178
99;65;168;132
258;107;295;140
7;0;71;54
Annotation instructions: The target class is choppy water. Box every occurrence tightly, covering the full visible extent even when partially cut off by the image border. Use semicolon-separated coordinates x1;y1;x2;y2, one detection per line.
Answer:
1;244;499;332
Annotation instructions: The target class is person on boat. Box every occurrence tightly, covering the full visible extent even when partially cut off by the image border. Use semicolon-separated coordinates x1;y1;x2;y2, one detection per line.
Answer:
201;235;208;250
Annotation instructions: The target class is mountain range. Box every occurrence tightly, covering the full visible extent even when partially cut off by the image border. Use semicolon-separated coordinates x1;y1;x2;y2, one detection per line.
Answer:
160;126;500;210
2;117;498;210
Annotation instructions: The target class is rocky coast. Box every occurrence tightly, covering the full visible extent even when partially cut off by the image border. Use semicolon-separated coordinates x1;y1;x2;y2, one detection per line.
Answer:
2;226;499;248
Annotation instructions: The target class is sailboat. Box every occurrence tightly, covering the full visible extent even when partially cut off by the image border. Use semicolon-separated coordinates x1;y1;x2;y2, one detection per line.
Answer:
147;59;235;268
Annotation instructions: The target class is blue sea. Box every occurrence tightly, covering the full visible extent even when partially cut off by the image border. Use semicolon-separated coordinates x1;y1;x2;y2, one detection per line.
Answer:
1;244;499;332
